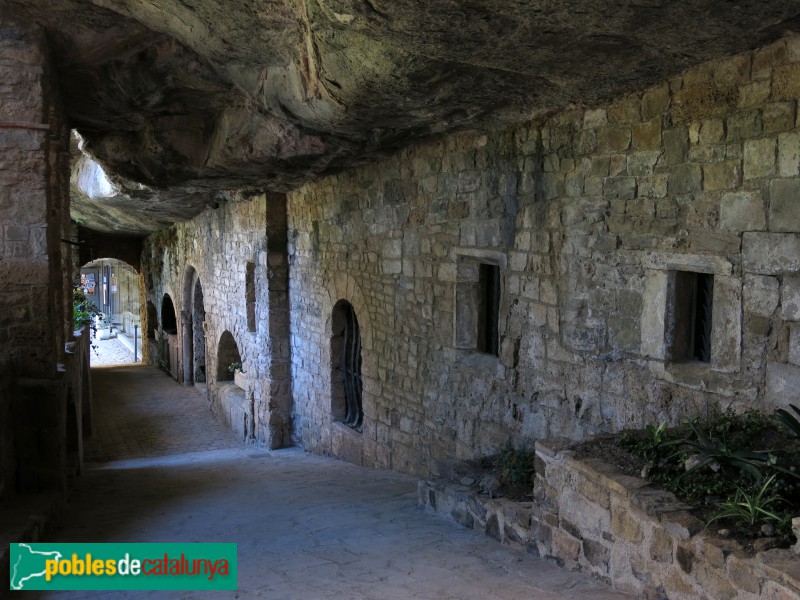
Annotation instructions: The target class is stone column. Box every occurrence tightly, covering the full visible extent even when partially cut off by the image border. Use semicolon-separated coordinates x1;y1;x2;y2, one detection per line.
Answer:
262;192;292;447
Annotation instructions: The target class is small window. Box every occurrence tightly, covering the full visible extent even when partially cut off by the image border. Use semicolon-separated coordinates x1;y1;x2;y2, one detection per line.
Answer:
666;271;713;363
161;294;177;335
455;260;501;357
246;262;256;332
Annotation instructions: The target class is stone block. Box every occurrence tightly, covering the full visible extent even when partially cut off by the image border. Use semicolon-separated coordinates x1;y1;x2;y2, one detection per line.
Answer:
667;164;701;195
611;507;643;543
778;131;800;177
727;110;762;142
782;276;800;321
582;538;610;571
766;362;800;406
700;118;725;144
743;232;800;274
672;83;738;125
770;179;800;232
743;274;780;317
632;118;661;149
764;102;796;133
743;137;776;179
627;152;660;177
738;80;771;109
711;275;742;373
790;324;800;366
662;128;688;165
603;177;636;200
703;160;740;191
607;94;641;125
720;190;765;231
583;108;607;129
599;127;631;152
641;84;670;120
773;62;800;101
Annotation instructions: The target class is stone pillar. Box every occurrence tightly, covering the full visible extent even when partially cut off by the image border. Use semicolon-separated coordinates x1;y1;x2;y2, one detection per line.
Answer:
0;20;76;495
263;192;292;447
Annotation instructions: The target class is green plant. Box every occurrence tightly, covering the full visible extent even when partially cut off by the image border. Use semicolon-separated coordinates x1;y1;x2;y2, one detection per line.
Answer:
499;443;535;486
776;404;800;438
666;416;777;481
72;287;102;332
228;361;244;374
707;474;785;529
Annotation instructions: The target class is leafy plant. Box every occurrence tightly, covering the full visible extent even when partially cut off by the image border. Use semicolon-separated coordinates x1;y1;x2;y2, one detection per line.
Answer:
499;443;535;486
73;287;102;332
228;361;244;374
776;404;800;438
707;474;785;529
667;416;777;481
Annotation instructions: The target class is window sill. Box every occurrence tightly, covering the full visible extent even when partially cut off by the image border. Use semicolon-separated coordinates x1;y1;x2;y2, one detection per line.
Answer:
448;347;506;378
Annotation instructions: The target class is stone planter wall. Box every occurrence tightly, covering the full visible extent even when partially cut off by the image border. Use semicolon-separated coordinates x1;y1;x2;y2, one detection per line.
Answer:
532;438;800;599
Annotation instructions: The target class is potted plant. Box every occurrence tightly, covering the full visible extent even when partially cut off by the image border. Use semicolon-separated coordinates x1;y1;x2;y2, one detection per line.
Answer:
228;361;246;389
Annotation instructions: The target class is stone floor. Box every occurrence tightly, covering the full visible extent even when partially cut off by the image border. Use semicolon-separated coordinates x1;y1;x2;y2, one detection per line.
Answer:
90;335;138;367
35;365;630;599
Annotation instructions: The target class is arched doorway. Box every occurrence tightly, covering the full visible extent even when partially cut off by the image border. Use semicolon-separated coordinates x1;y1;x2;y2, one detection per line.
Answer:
161;294;177;334
79;257;142;365
182;267;207;385
330;300;363;431
193;279;207;383
160;293;179;379
217;330;242;381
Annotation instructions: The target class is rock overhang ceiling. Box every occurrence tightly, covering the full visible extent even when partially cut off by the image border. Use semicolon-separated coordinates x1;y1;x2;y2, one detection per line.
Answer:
5;0;800;234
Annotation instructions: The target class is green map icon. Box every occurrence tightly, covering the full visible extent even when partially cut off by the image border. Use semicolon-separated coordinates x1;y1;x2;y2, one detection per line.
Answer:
10;543;63;590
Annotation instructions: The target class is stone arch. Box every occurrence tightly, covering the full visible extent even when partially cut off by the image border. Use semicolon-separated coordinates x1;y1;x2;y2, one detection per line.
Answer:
161;293;177;334
216;330;242;381
322;274;374;430
323;274;374;352
181;266;207;384
192;279;207;383
145;301;157;339
330;300;363;429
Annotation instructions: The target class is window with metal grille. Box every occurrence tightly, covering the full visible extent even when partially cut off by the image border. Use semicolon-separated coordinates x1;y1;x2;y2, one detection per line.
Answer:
246;262;256;332
331;301;363;431
455;260;501;357
666;271;713;363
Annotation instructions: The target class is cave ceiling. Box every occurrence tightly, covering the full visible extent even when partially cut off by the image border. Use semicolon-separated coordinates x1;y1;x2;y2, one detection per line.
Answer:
5;0;800;234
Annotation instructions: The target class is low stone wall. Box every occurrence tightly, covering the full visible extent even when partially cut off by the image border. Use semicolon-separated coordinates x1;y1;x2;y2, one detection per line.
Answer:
216;383;252;442
532;438;800;599
418;478;533;549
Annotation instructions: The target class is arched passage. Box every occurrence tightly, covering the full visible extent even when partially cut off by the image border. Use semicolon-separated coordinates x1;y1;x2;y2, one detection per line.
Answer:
216;331;242;382
331;300;363;431
193;279;207;382
146;301;157;339
161;294;177;334
181;266;208;385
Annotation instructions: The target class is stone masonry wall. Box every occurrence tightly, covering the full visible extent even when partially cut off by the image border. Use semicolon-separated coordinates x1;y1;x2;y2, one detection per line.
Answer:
288;35;800;477
143;193;291;448
531;438;800;599
0;19;87;498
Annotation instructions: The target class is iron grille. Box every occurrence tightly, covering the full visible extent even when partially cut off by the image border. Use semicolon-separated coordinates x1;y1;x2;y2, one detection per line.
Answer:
339;303;363;430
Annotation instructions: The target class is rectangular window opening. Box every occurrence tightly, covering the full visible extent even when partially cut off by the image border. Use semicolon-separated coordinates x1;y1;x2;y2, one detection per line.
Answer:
477;263;500;356
246;262;256;332
668;271;713;363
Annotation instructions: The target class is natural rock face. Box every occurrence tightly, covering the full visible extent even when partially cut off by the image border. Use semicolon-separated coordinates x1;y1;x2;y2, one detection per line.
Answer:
7;0;800;232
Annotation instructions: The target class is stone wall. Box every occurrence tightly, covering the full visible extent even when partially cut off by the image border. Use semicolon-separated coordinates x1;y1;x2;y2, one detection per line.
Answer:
0;20;86;499
287;35;800;476
531;438;800;599
142;193;291;448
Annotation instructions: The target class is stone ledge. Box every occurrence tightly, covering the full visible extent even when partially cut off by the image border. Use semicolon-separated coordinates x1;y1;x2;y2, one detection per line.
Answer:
533;438;800;599
418;477;533;550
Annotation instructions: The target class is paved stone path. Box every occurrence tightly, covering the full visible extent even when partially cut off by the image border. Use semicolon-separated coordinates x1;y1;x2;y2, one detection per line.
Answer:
37;365;630;599
90;335;138;367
